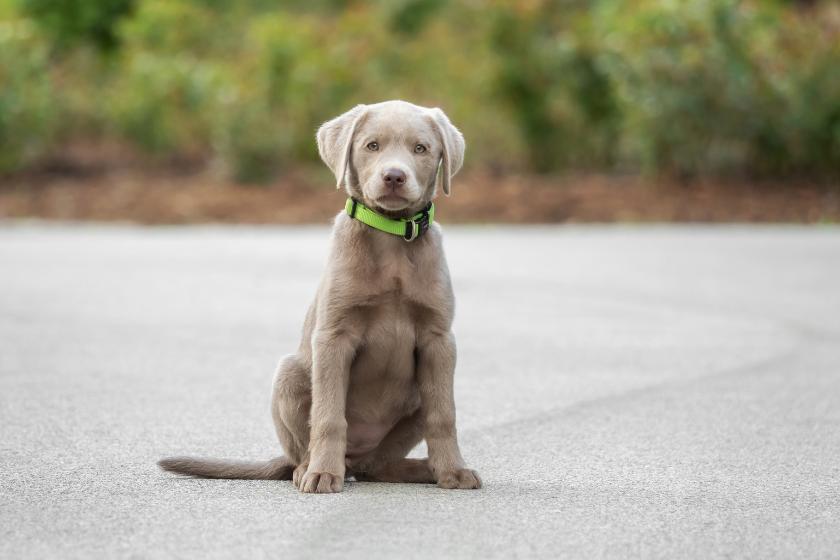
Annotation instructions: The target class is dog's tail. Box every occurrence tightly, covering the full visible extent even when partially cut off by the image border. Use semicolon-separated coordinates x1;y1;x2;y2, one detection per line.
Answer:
157;455;294;480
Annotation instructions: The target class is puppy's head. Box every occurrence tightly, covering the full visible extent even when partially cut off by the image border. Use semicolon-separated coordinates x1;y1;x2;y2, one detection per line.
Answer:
317;100;465;217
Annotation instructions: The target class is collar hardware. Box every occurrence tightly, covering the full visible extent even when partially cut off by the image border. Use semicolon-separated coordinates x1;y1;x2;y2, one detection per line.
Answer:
345;198;434;242
404;206;431;242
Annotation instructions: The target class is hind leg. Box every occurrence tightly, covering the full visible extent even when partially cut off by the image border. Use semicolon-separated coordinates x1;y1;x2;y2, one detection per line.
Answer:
349;411;482;488
271;354;312;468
354;458;436;483
349;410;431;483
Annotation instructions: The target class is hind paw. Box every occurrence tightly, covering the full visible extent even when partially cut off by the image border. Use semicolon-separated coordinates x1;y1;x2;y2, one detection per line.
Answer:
436;468;482;490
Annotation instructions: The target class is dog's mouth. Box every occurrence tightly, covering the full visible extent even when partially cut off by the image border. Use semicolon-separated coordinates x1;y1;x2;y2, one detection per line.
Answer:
377;194;407;204
374;194;414;211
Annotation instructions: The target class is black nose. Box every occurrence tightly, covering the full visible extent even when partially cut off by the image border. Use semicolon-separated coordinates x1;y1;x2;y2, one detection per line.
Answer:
383;169;406;188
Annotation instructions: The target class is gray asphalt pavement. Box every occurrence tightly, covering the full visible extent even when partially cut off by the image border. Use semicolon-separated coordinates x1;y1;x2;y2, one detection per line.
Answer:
1;222;838;559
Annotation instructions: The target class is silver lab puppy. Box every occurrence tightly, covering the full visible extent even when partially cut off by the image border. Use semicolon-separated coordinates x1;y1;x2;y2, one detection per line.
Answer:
159;100;481;493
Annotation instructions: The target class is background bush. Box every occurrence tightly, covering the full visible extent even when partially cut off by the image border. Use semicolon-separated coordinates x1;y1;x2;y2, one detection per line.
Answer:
0;18;54;175
19;0;134;52
1;0;838;180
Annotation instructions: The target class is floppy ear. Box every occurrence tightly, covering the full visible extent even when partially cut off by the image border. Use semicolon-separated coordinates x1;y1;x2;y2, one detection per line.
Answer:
316;104;368;189
429;108;465;196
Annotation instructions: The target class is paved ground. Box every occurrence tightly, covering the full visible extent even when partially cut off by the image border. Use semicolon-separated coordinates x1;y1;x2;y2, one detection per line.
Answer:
1;223;838;559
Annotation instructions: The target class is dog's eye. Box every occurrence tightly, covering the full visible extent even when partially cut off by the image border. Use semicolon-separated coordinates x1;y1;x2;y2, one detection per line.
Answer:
414;145;426;153
367;142;378;151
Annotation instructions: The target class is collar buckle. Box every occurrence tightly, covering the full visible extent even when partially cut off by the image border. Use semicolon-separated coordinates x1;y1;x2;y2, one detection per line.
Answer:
404;204;431;242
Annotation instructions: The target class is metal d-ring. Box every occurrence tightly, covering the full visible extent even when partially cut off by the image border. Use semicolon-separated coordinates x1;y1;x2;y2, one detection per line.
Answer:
404;219;419;242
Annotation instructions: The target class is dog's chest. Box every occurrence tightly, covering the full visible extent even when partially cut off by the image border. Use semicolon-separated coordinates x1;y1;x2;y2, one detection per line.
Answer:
350;252;428;366
372;250;424;301
341;235;448;338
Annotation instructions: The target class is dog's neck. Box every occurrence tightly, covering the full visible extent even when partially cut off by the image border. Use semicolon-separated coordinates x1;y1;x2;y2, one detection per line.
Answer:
345;198;434;242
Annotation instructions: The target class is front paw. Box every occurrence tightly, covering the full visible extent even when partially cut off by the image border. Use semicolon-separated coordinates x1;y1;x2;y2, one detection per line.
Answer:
300;470;344;494
437;468;482;490
292;462;309;489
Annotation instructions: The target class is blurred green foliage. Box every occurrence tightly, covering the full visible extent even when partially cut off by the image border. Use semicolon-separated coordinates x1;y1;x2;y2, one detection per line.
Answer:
0;19;54;175
19;0;134;51
1;0;839;181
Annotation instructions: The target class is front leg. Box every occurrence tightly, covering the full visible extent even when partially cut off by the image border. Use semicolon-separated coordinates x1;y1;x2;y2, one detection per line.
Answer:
300;329;355;494
416;331;482;490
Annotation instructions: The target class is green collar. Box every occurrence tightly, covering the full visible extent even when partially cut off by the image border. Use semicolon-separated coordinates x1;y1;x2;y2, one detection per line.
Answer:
345;198;434;242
